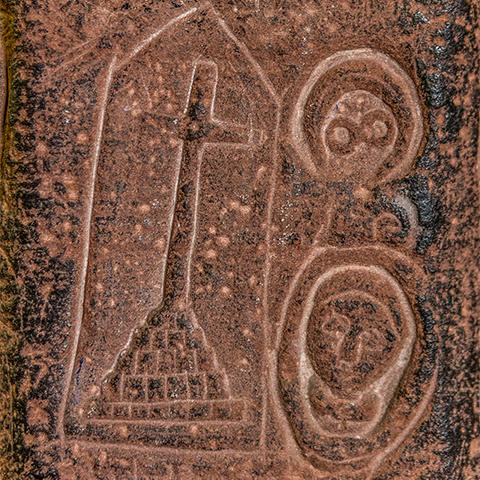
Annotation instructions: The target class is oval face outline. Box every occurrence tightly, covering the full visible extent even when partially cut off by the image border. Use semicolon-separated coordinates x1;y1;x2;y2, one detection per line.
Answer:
306;289;403;394
297;265;416;439
291;48;424;187
275;244;437;476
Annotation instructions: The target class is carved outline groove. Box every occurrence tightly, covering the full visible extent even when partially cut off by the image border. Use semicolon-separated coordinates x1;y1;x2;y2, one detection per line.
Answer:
273;246;438;477
59;4;281;453
291;48;424;186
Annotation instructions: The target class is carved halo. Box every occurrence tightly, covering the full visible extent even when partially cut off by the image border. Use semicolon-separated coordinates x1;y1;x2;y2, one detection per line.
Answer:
291;48;424;187
275;246;437;475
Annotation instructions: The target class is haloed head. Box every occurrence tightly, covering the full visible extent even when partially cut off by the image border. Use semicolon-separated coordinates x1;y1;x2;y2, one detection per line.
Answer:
292;49;424;187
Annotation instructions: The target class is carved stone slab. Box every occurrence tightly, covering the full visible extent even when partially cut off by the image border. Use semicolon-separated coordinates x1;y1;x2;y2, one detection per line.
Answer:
4;1;479;479
0;28;5;149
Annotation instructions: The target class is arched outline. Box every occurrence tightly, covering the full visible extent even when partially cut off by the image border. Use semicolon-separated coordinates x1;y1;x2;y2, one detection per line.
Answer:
58;4;280;447
269;245;438;477
296;265;416;439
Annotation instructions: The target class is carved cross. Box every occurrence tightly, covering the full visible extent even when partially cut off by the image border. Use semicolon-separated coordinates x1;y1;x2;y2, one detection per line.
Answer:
149;61;262;305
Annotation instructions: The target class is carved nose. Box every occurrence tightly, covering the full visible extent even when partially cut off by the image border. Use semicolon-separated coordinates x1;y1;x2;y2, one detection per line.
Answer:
337;359;354;374
336;335;358;367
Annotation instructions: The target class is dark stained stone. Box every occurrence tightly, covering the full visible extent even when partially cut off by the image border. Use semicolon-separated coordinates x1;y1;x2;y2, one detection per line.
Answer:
1;1;479;479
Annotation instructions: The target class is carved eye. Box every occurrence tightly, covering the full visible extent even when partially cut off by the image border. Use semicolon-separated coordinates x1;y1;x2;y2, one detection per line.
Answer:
358;329;384;356
325;118;358;154
361;109;396;148
322;312;350;336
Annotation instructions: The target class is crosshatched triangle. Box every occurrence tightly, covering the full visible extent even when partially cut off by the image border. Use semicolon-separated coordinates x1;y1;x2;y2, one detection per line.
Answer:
92;309;245;422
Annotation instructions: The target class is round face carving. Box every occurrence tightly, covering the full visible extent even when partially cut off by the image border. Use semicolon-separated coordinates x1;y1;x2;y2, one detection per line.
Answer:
306;287;405;396
322;90;398;175
292;49;424;187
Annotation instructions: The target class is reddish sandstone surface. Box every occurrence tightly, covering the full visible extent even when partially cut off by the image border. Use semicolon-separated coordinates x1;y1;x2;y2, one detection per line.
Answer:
1;1;479;479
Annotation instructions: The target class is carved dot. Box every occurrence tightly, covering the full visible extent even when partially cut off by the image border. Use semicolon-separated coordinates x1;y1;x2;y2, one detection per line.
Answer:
220;286;232;296
355;94;367;106
333;126;351;146
372;120;388;139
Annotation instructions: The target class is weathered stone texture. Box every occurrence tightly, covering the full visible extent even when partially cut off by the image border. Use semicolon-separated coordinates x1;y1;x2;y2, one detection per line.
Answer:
1;1;479;478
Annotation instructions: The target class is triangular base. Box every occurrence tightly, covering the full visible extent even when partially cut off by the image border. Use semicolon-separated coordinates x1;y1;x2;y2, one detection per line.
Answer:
91;308;245;423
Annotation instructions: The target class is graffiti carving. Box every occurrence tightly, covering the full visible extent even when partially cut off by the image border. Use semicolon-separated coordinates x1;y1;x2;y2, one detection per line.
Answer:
291;48;424;187
276;48;436;478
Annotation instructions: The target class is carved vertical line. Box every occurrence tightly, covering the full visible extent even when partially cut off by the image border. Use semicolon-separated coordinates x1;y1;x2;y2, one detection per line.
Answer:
58;56;117;443
0;26;5;162
159;142;184;301
185;145;205;306
261;103;282;447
